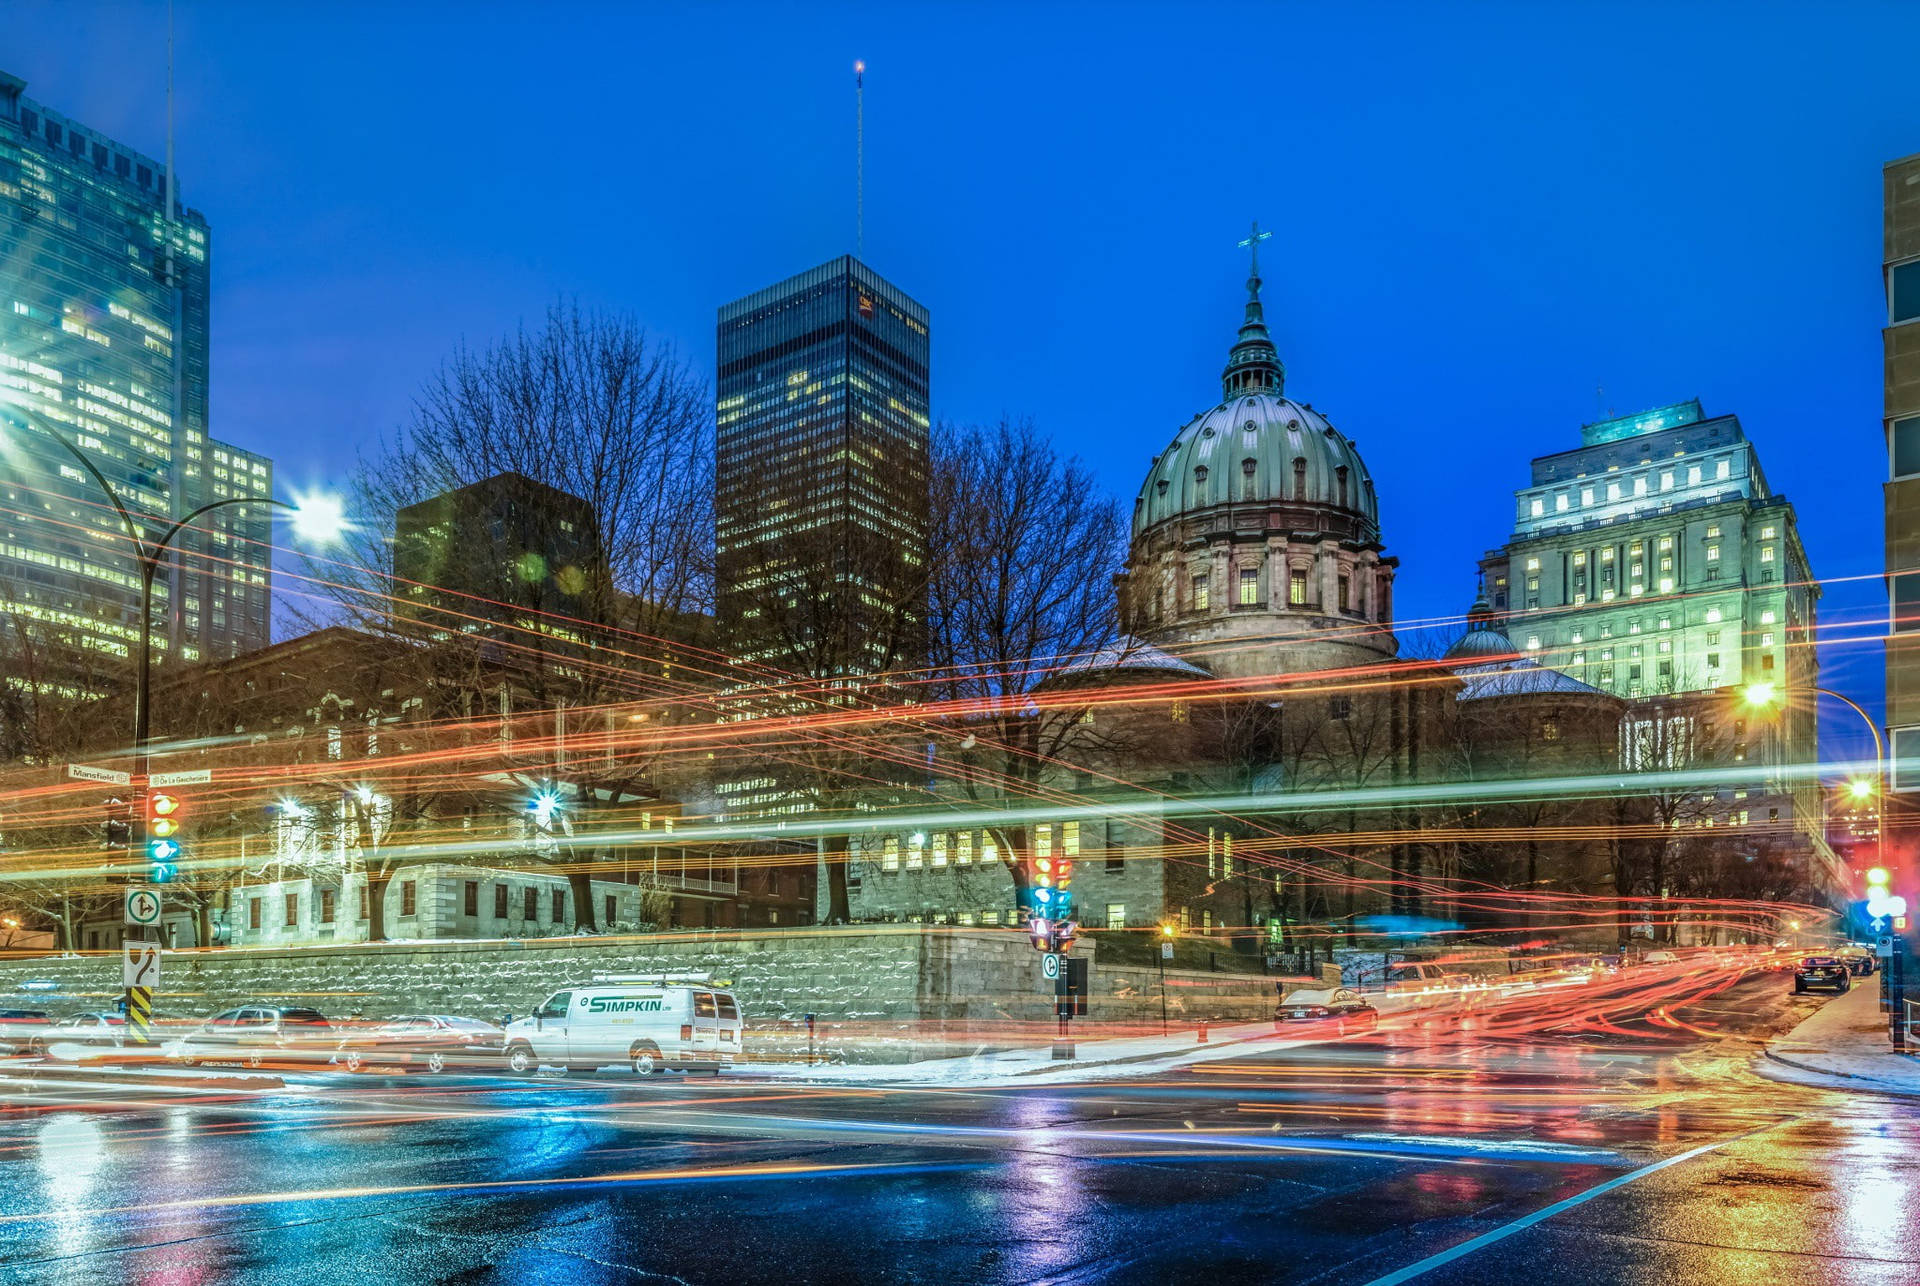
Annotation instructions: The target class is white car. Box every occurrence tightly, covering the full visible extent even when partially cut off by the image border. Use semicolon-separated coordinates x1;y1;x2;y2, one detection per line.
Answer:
1642;950;1680;966
502;979;743;1075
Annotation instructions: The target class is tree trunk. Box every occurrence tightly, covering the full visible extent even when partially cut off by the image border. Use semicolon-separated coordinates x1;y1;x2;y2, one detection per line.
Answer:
366;873;392;942
823;835;852;924
569;869;598;932
195;897;212;950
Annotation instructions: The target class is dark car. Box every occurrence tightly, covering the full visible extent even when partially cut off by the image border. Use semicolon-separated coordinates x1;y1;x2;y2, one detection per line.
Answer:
0;1009;52;1055
169;1005;335;1067
1833;945;1876;977
1793;956;1851;994
333;1015;507;1074
27;1011;125;1057
1275;987;1380;1032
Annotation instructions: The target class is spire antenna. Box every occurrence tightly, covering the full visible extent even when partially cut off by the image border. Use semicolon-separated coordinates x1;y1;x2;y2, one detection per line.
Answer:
1222;219;1283;399
854;59;865;260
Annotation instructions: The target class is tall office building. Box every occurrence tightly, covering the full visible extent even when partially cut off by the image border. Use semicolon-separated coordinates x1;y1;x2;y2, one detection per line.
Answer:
714;257;930;689
1477;399;1833;887
1883;152;1920;877
0;71;270;676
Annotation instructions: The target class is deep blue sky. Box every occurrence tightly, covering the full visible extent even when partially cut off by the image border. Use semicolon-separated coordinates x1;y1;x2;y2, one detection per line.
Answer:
10;2;1914;758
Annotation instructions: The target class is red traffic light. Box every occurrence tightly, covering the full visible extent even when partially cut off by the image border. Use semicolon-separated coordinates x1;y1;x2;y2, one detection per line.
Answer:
149;793;179;817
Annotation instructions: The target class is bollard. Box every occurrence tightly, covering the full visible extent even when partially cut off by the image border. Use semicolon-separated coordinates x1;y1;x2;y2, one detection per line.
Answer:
1197;1020;1208;1043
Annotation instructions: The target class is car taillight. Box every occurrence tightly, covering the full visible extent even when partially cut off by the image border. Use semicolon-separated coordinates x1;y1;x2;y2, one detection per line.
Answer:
680;1025;692;1041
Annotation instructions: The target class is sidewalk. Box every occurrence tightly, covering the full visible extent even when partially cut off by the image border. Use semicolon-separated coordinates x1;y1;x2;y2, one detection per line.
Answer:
748;994;1451;1087
1760;980;1920;1097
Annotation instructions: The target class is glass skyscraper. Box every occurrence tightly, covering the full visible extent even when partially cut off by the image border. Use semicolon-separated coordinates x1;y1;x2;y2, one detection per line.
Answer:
715;256;930;688
0;69;271;677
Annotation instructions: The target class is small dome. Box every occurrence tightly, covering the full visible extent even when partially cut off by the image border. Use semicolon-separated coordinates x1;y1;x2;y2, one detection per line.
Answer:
1132;393;1380;539
1443;598;1515;662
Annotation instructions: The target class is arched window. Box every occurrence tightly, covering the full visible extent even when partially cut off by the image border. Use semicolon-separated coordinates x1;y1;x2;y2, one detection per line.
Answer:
1241;458;1257;501
1191;570;1210;611
1289;567;1308;606
1194;465;1208;487
1336;466;1349;509
1156;479;1169;497
1338;573;1351;613
1292;457;1307;501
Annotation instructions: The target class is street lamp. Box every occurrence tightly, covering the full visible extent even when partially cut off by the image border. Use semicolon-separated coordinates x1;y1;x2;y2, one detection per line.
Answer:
1;411;342;811
1742;680;1885;883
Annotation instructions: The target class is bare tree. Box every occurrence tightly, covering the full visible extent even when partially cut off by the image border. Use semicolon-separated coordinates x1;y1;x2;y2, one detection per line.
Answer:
922;418;1129;911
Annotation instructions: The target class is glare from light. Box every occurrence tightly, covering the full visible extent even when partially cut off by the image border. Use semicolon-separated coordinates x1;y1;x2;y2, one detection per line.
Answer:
1848;779;1875;800
1867;866;1890;887
288;492;346;546
529;791;561;825
1743;682;1778;707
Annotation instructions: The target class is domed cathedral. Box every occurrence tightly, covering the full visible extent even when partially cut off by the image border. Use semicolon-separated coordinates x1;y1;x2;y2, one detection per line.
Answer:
1122;227;1398;681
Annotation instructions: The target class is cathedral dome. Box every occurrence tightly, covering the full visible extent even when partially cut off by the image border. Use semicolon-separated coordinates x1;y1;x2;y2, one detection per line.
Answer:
1118;225;1398;682
1132;394;1380;540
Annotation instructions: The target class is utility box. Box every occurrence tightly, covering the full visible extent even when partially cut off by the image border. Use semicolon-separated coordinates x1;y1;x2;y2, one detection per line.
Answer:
1055;957;1089;1017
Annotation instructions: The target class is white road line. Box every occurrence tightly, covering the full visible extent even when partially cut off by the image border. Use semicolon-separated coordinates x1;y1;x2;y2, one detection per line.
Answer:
1360;1139;1731;1286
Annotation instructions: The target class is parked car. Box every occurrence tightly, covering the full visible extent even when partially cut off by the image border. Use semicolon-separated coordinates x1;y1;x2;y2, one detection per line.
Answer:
28;1011;125;1057
502;980;744;1075
1793;957;1852;994
0;1009;52;1055
333;1015;507;1073
1641;950;1680;966
1275;987;1379;1032
1370;962;1460;993
169;1005;334;1067
1834;945;1876;977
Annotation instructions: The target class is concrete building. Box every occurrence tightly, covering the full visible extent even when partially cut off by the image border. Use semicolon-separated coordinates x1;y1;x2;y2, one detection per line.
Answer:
1885;151;1920;878
393;472;608;637
0;70;272;671
1475;398;1828;885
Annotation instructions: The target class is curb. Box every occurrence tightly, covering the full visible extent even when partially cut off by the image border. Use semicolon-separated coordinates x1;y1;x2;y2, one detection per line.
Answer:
0;1063;285;1093
1759;1047;1920;1098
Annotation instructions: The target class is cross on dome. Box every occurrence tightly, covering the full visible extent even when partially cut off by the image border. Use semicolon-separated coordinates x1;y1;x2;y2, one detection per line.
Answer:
1222;218;1283;398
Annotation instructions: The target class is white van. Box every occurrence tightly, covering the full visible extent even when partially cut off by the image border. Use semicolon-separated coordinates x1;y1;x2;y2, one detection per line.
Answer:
502;976;744;1075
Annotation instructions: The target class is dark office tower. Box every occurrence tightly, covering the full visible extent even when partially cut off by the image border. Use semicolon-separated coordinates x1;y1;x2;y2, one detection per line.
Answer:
393;472;608;638
0;71;271;673
715;257;930;694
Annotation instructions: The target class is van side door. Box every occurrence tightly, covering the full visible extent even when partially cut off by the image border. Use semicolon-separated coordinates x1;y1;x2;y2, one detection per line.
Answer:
533;991;572;1062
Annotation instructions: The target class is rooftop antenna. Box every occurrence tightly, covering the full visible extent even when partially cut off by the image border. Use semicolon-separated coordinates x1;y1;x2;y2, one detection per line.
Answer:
854;59;865;260
165;0;176;229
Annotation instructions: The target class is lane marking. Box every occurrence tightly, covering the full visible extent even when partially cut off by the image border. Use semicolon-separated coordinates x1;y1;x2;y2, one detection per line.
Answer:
1360;1138;1732;1286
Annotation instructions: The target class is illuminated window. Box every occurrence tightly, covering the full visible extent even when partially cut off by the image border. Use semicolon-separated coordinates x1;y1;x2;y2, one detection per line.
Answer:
1063;821;1079;856
957;831;973;865
907;832;925;868
932;833;948;867
1530;498;1544;517
1192;572;1209;611
1289;568;1307;605
1107;904;1127;930
1239;567;1259;605
882;837;900;871
1555;494;1568;512
1760;546;1775;564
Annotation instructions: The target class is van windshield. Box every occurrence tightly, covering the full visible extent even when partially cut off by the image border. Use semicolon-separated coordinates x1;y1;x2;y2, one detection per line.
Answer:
715;994;738;1020
537;991;572;1019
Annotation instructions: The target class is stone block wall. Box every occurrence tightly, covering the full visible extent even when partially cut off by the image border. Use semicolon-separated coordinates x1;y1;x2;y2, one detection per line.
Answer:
0;928;1327;1063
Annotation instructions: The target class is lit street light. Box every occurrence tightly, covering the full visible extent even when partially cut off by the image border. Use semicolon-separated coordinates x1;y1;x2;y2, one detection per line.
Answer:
1742;680;1885;886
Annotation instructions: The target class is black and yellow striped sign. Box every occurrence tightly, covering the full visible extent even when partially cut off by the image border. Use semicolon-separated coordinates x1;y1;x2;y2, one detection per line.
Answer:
127;986;152;1046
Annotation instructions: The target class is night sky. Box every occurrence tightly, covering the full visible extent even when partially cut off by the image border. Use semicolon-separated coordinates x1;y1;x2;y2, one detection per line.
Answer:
9;1;1916;759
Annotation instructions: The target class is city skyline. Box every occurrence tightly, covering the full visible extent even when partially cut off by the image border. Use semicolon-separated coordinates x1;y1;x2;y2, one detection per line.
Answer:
2;4;1909;742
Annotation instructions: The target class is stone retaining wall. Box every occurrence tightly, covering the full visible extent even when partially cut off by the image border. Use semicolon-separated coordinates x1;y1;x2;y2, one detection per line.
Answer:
0;928;1332;1063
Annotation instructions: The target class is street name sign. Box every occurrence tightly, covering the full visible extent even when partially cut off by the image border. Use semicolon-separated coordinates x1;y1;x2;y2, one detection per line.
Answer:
68;763;131;786
150;769;212;787
124;887;161;926
122;942;160;989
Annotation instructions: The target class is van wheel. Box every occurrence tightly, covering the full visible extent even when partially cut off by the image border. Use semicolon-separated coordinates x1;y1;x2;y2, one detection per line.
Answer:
343;1051;364;1073
426;1051;447;1074
631;1043;662;1076
505;1043;536;1075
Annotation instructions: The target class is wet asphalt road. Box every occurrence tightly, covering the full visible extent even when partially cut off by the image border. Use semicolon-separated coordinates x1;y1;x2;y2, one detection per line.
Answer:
0;974;1915;1285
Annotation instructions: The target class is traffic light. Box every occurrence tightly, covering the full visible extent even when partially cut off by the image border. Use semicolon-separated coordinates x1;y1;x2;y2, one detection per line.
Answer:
102;796;130;849
146;791;182;883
